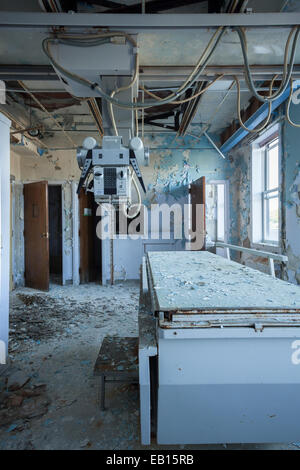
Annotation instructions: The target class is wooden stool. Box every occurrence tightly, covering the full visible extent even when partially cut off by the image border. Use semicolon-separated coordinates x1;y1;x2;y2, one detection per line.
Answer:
94;336;139;411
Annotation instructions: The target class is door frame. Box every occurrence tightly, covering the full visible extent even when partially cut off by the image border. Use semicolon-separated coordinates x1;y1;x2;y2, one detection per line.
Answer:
23;180;49;291
23;180;67;285
14;180;79;287
72;181;80;285
208;179;230;258
48;182;65;285
208;179;230;244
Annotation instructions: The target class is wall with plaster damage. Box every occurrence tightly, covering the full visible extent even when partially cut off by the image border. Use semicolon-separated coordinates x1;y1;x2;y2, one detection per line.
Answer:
10;147;80;287
11;182;25;288
61;182;74;284
228;100;300;284
11;130;232;284
226;141;267;269
110;129;232;281
142;129;230;208
10;150;22;182
17;149;81;182
282;99;300;284
227;125;286;275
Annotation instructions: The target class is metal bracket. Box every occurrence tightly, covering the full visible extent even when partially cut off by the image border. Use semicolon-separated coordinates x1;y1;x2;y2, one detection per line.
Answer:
254;323;264;332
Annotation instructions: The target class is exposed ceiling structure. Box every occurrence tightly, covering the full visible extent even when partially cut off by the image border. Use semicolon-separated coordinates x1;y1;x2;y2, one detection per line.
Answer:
0;0;300;151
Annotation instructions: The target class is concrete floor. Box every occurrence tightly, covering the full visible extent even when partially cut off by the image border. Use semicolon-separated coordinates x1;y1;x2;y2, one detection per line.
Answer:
0;282;299;450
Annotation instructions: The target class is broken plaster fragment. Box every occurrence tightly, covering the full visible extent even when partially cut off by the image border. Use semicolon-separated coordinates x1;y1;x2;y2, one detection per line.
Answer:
7;371;30;392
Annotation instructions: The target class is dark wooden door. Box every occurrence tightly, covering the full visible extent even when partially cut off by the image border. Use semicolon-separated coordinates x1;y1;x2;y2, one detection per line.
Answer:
24;181;49;290
79;189;95;283
190;176;206;251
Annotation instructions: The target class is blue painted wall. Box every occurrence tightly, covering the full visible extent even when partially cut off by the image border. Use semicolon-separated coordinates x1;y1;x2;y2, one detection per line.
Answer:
227;99;300;284
143;127;231;207
142;128;232;248
282;100;300;284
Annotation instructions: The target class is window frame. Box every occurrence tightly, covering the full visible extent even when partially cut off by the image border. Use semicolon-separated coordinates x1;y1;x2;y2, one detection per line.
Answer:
208;180;229;244
262;137;280;245
251;124;281;251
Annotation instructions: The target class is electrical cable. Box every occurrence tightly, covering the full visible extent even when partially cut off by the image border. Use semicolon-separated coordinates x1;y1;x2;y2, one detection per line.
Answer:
121;168;142;219
235;26;300;103
109;51;140;135
174;26;224;95
141;89;145;141
42;25;300;116
240;25;294;100
230;0;239;13
108;28;223;133
134;97;139;136
42;27;226;110
286;78;300;127
140;74;224;105
234;74;278;133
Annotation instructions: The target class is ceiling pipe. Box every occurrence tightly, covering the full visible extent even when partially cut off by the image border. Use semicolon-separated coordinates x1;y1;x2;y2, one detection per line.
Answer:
86;98;104;138
0;12;299;29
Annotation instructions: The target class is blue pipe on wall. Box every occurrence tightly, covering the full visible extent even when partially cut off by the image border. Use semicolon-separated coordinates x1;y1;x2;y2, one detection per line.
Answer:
220;80;300;154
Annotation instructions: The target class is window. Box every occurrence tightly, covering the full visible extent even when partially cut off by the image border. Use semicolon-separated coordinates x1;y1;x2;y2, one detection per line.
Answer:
262;138;279;243
251;127;280;246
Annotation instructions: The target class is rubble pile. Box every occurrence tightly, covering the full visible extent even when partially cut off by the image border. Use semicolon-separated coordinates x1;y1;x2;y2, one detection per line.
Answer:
0;371;50;431
10;294;99;349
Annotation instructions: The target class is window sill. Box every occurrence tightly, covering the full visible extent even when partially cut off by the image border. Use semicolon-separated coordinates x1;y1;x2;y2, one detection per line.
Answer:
251;242;280;253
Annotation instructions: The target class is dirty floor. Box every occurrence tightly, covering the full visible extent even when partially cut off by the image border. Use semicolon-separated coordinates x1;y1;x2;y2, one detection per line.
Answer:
0;282;299;450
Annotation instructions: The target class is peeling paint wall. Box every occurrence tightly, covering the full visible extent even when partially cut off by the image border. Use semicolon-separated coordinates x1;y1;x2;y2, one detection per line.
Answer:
283;99;300;284
61;181;74;284
227;133;284;275
12;182;25;287
11;131;233;284
227;144;251;251
19;149;81;182
10;150;22;182
111;129;231;281
10;151;23;289
228;101;300;283
10;148;79;287
142;130;230;209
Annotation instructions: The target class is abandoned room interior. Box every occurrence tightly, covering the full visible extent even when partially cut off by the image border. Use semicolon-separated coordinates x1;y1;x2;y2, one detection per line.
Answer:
2;0;300;452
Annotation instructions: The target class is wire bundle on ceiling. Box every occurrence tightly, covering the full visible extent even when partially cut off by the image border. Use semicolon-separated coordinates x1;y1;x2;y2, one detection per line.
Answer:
42;24;300;137
42;27;226;110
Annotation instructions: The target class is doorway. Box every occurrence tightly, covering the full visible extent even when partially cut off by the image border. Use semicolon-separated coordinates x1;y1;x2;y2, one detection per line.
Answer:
79;189;102;284
24;181;50;291
24;181;64;291
206;180;229;255
48;185;63;284
189;176;206;251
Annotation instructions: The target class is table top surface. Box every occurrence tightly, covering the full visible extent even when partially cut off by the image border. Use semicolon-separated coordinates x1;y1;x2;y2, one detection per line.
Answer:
147;251;300;313
94;336;138;375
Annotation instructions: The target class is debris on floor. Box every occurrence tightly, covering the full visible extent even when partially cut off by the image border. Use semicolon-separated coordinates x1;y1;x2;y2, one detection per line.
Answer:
0;282;142;450
0;370;50;432
9;282;139;353
2;282;298;450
